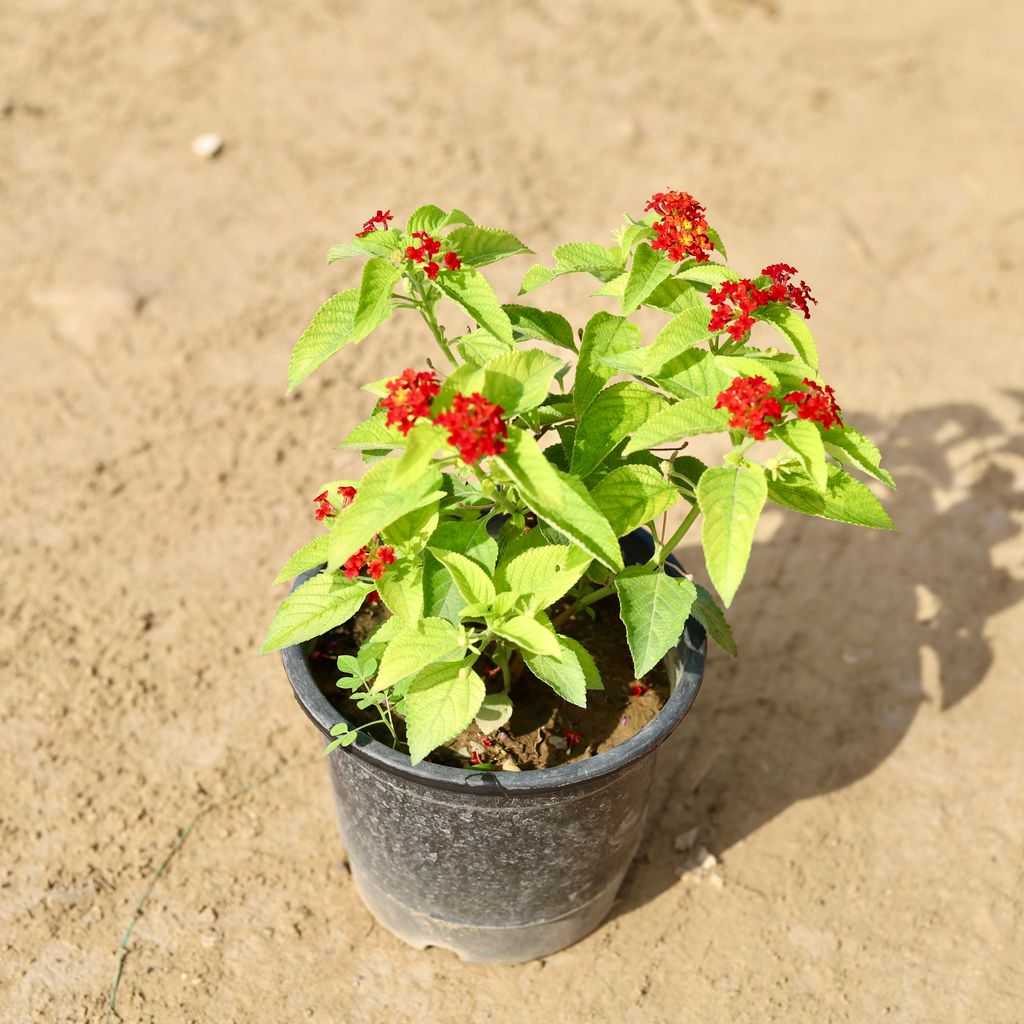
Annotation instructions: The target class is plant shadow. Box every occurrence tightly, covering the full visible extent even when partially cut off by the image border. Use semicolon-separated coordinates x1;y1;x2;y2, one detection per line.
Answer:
610;396;1024;918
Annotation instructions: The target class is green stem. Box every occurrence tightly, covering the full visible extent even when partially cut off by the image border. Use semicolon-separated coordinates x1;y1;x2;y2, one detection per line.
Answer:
647;502;700;568
411;277;457;367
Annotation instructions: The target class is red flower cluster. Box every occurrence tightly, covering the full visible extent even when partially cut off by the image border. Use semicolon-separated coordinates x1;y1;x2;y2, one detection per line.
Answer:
433;392;509;464
645;190;714;263
784;378;843;429
714;376;783;441
356;209;393;237
405;231;462;281
381;369;441;435
708;264;816;340
343;543;396;581
337;485;357;506
762;263;817;319
313;485;358;521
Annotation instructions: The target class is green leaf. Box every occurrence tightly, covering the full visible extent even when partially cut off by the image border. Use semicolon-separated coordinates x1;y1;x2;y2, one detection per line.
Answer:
697;466;768;607
615;567;697;677
497;430;623;571
623;397;730;455
622;243;674;315
439;208;475;230
446;225;532;267
690;583;737;656
493;614;560;657
437;268;513;345
593;273;627;299
523;634;594;706
327;229;404;262
327;459;442;571
373;618;467;691
475;693;513;735
393;422;447;485
351;257;401;343
571;382;669;478
337;410;406;452
261;571;371;652
381;500;440;553
376;561;425;623
454;329;516;365
591;465;679;537
656;348;732;401
503;304;576;352
615;220;656;256
495;544;591;612
706;226;728;261
644;277;706;314
422;552;466;623
714;356;780;388
406;204;447;234
822;426;896;489
677;262;741;288
553;242;623;279
753;305;819;369
603;307;712;378
774;419;827;491
434;361;486;411
428;518;499;571
482;348;563;414
287;289;359;392
274;533;329;584
575;312;642;417
404;661;485;764
519;264;557;295
767;465;895;530
430;549;497;606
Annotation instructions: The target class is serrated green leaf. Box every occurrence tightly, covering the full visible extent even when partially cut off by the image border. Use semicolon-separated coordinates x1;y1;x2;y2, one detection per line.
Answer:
571;382;669;477
376;561;425;623
697;466;768;606
715;357;780;389
615;220;656;256
287;289;359;392
575;312;641;417
454;329;516;365
622;243;674;315
656;348;732;401
493;614;560;657
523;634;594;706
497;430;623;571
274;533;329;585
437;268;513;345
623;397;730;455
262;571;371;652
422;552;466;623
503;304;576;352
428;518;499;571
393;422;447;485
434;361;486;412
644;277;706;314
430;549;496;606
822;426;896;489
767;465;895;530
381;500;440;553
337;410;407;452
327;229;404;262
753;305;819;369
495;544;591;612
553;242;623;279
482;348;563;414
404;661;485;764
593;273;628;299
352;257;401;342
706;226;728;261
677;262;741;288
774;419;827;491
604;307;713;379
615;567;697;677
690;583;736;656
591;465;679;537
327;459;442;571
475;692;513;735
406;204;447;234
373;618;467;691
446;225;532;267
519;264;556;295
439;208;475;230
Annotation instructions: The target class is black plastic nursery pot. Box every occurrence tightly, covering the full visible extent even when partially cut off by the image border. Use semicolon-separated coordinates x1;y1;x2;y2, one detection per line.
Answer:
281;529;707;965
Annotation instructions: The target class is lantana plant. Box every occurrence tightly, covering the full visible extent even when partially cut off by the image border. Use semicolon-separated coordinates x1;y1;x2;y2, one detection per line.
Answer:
264;194;894;763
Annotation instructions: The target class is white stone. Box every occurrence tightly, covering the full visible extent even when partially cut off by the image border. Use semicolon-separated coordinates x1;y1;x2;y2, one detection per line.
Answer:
673;826;700;853
191;132;224;158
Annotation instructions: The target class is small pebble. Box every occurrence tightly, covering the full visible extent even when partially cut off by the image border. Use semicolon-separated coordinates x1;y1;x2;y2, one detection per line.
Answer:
708;873;725;890
191;132;224;158
697;847;718;870
501;762;521;772
673;826;700;853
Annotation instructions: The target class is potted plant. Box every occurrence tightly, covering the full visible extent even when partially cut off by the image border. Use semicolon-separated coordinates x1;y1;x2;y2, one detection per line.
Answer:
264;193;895;963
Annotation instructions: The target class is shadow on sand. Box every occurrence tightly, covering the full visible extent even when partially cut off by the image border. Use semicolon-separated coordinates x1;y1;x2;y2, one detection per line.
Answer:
612;397;1024;918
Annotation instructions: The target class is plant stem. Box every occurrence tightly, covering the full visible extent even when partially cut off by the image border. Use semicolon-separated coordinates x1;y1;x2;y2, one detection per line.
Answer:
647;502;700;568
553;583;616;629
411;277;457;367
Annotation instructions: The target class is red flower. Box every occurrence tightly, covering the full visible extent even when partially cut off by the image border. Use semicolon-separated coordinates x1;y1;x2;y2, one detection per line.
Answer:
715;376;783;441
343;547;369;579
424;260;440;280
563;729;583;748
405;244;425;263
412;231;442;256
443;251;461;271
356;209;393;237
784;378;843;430
708;279;772;341
470;750;482;765
380;368;441;435
629;682;647;697
365;590;380;605
433;392;509;464
366;545;396;580
480;735;494;747
761;263;817;319
645;190;714;263
313;490;336;520
337;485;357;507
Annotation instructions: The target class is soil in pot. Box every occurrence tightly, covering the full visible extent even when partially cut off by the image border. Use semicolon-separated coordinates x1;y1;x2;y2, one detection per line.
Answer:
307;596;670;771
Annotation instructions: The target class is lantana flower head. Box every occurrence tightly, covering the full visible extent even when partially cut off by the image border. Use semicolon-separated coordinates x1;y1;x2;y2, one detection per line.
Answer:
367;545;396;580
313;490;335;520
380;368;441;435
433;392;508;464
645;190;714;263
715;376;783;441
405;231;461;279
784;378;843;429
337;485;357;507
356;209;393;237
761;263;817;319
708;279;772;340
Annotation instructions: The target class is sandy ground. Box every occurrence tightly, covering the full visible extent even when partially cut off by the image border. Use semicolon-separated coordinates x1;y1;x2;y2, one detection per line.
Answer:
2;1;1023;1021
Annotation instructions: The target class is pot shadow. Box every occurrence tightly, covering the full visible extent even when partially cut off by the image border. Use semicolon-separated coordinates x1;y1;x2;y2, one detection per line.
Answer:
610;396;1024;919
